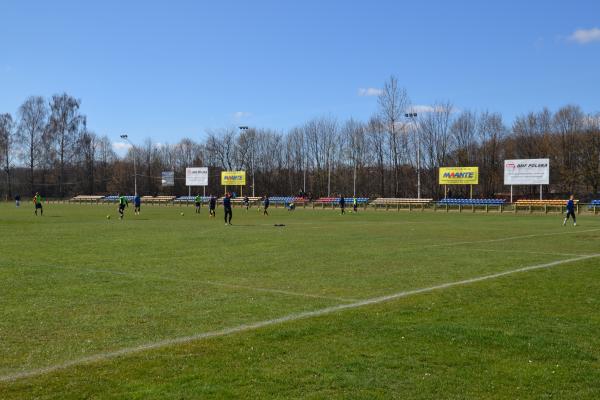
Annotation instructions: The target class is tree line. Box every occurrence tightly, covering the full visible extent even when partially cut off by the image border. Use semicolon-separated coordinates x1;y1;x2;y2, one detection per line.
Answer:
1;77;599;200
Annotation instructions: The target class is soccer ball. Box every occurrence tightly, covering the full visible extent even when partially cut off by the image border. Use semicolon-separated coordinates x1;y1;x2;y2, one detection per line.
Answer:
180;212;184;216
106;215;111;220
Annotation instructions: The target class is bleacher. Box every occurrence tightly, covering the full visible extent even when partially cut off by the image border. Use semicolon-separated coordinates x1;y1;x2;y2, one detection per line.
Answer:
314;197;369;204
371;198;432;205
70;195;105;203
269;196;310;205
104;195;135;202
174;196;211;203
438;198;505;206
270;196;296;205
141;195;175;204
230;196;261;205
512;199;581;214
370;198;432;211
515;199;577;206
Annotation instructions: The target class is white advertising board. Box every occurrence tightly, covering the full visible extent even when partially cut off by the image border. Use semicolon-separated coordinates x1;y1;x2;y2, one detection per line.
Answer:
186;167;208;186
161;171;174;187
504;159;549;185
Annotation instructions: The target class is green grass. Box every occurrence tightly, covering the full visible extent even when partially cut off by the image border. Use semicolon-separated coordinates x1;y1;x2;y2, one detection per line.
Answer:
1;203;599;399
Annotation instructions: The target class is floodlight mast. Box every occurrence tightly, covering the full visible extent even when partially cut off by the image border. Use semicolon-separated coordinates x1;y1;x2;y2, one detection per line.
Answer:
239;126;254;197
120;134;137;196
404;113;419;198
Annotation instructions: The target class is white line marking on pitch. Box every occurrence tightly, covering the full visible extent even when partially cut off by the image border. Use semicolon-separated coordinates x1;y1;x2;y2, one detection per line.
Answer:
421;228;600;249
2;253;598;384
11;263;356;303
466;248;587;258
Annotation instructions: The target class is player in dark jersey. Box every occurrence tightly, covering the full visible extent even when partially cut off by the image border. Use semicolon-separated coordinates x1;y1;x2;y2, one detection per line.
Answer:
194;194;202;214
563;195;577;226
33;192;43;216
118;194;128;220
223;193;232;225
263;195;270;216
243;195;249;211
209;195;216;218
134;194;141;215
339;194;345;215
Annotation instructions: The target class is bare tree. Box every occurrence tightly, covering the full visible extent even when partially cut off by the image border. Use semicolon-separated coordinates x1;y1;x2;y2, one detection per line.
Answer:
451;110;478;165
0;113;15;198
47;93;85;197
553;105;584;192
418;102;454;197
580;114;600;194
77;125;97;194
342;118;366;196
366;116;386;196
16;96;48;193
378;75;410;196
96;135;116;193
205;128;239;170
477;111;506;196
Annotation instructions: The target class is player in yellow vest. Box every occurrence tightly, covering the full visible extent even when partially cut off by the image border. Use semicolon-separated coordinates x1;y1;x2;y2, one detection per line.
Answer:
33;192;43;216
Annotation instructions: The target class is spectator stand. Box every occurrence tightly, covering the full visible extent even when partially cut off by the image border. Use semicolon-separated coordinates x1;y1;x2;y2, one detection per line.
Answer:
313;197;369;209
514;199;578;214
590;199;600;214
370;198;432;211
436;198;506;213
70;195;105;204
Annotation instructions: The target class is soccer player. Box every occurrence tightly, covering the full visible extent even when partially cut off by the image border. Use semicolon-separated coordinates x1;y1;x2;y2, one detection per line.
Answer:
353;196;358;213
243;195;249;211
195;194;202;214
15;194;20;208
563;195;577;226
339;194;345;215
263;195;270;216
209;195;216;218
118;194;128;220
223;193;232;225
33;192;43;216
134;194;141;215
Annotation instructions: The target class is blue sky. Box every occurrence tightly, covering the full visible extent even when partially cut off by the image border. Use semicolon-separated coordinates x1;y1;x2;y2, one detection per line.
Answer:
1;0;599;151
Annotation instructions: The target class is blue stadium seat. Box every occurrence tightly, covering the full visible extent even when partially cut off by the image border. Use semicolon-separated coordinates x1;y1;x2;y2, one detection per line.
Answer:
105;195;135;202
437;198;505;206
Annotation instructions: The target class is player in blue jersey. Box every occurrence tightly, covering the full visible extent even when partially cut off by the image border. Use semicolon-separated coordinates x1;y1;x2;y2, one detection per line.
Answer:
134;194;141;215
223;193;233;225
563;195;577;226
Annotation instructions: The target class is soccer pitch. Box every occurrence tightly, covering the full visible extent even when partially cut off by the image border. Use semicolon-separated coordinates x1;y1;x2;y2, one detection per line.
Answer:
1;203;599;399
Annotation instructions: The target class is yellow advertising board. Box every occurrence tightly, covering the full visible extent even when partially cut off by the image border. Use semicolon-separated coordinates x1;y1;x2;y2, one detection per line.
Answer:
439;167;479;185
221;171;246;186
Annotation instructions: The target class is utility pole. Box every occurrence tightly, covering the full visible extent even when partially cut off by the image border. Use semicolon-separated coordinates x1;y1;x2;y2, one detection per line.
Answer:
120;134;137;196
239;126;254;196
405;113;419;198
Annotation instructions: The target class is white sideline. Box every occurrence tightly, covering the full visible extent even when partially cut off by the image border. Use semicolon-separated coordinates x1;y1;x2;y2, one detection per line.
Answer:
423;228;600;249
18;264;355;303
467;248;587;258
1;253;598;384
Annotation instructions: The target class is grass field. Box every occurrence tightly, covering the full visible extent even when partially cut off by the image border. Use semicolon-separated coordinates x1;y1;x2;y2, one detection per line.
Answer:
1;202;599;399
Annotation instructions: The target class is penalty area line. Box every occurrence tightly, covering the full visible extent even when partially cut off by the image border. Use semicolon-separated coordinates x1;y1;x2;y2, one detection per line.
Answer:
1;253;599;384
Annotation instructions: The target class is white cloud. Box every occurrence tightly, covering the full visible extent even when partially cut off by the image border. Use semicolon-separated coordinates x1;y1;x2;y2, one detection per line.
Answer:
112;141;132;152
568;27;600;44
409;105;435;114
408;104;459;115
233;111;252;120
358;87;383;97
